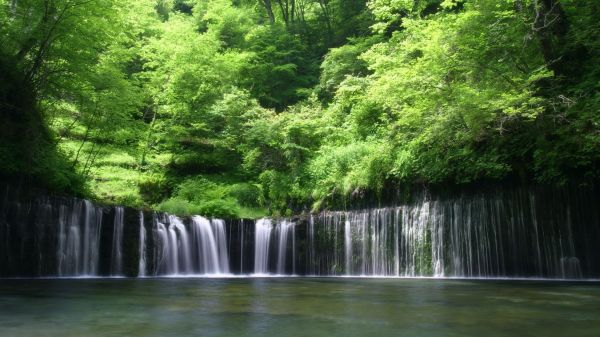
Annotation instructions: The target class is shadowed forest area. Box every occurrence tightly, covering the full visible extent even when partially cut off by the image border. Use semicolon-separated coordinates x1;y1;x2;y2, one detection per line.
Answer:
0;0;598;218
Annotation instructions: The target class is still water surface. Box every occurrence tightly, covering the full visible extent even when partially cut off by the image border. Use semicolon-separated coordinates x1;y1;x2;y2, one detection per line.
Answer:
0;278;599;337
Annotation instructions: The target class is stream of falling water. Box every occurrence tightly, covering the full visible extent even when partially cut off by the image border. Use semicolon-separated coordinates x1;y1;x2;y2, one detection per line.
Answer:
1;186;597;278
110;207;124;276
138;211;146;277
56;200;103;277
254;219;273;274
192;216;229;275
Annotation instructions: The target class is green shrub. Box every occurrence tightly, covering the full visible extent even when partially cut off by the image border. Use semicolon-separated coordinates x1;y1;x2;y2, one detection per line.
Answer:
197;199;239;219
157;198;197;216
227;183;261;207
139;174;171;204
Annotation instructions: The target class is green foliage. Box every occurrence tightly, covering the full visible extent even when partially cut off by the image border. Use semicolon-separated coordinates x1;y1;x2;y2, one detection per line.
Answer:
138;174;171;205
0;49;84;194
228;183;262;207
318;36;380;102
156;176;265;218
240;24;317;110
157;198;198;216
309;141;394;203
1;0;599;217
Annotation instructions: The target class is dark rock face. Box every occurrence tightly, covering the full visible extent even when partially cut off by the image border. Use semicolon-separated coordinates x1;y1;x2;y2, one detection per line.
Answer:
1;183;599;278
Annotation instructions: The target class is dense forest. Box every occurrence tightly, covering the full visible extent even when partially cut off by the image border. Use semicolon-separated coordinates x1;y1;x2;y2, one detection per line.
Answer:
0;0;598;218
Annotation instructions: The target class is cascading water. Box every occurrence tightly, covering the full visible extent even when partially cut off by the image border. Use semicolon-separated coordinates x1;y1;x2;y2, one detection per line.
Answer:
167;221;179;274
82;201;102;275
191;216;230;275
170;215;193;274
212;219;230;274
138;211;146;277
344;220;352;275
240;220;245;273
254;219;273;274
307;189;596;278
56;200;103;277
1;185;599;278
307;215;316;275
110;207;124;276
276;221;294;275
153;220;170;275
292;222;296;275
151;215;231;275
57;203;78;276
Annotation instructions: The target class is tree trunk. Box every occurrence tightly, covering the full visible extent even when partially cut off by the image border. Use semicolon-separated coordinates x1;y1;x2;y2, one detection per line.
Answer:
318;0;333;43
276;0;289;26
533;0;569;74
262;0;276;24
291;0;295;23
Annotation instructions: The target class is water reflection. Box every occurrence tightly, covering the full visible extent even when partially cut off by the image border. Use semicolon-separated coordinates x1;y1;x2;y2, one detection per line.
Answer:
0;279;599;337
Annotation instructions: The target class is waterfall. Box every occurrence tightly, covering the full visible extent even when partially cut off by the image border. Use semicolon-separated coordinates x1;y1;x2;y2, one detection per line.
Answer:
254;219;273;274
167;221;179;274
191;216;230;275
82;201;102;275
168;216;192;274
307;215;315;275
313;212;344;275
56;200;103;277
306;190;592;278
292;223;296;275
276;221;294;275
253;219;296;275
110;207;124;276
212;219;230;274
64;222;81;276
150;215;232;275
154;221;170;275
57;203;78;276
1;184;599;279
138;212;146;277
344;220;352;275
240;219;245;274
